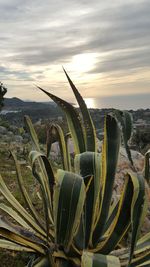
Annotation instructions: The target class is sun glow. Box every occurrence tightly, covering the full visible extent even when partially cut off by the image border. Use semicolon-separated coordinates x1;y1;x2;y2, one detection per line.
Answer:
68;53;98;73
84;98;95;108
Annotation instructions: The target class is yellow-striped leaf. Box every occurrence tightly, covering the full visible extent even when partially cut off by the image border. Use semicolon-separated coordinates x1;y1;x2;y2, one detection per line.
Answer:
54;169;86;252
63;68;97;152
81;251;120;267
47;124;70;171
37;86;86;154
93;115;121;245
74;151;101;248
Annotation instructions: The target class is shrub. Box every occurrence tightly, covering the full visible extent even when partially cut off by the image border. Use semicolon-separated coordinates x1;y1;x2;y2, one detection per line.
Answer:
0;71;149;266
0;82;7;111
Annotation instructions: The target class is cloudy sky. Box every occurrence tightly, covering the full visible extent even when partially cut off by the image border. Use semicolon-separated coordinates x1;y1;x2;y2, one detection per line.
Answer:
0;0;150;109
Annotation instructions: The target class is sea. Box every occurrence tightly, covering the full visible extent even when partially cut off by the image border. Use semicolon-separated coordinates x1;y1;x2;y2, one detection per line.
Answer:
82;93;150;110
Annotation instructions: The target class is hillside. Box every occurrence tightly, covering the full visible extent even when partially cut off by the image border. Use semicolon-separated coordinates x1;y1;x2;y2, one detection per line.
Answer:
1;97;63;125
3;97;56;110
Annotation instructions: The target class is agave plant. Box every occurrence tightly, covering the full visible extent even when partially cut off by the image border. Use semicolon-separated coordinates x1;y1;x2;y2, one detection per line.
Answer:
0;70;149;267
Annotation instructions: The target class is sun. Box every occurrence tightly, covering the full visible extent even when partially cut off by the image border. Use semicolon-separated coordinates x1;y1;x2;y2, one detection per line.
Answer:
84;98;95;108
68;53;98;73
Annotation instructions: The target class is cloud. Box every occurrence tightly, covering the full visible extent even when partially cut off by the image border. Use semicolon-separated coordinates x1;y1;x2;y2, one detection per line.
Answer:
89;46;150;74
0;0;149;107
0;65;34;81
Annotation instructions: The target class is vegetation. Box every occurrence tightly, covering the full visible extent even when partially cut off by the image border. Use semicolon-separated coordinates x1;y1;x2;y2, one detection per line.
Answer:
0;71;150;266
132;128;150;154
0;149;35;266
0;82;7;111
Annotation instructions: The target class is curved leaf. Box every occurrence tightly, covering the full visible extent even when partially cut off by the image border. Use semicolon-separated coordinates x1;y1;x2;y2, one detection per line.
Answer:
113;110;134;167
94;172;145;259
47;124;70;171
144;149;150;184
128;172;145;266
0;174;46;239
93;115;121;245
63;68;97;152
0;227;46;254
29;151;55;239
54;169;86;252
81;251;120;267
37;86;86;154
24;115;41;151
0;239;35;252
11;152;46;232
74;151;101;248
30;256;50;267
29;150;55;202
0;203;35;231
111;232;150;267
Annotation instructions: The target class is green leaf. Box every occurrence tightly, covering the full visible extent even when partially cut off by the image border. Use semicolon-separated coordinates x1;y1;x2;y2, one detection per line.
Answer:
25;117;55;235
0;174;46;239
0;239;35;252
11;152;46;233
47;124;71;171
31;256;51;267
29;150;55;202
37;86;86;154
0;203;35;232
95;174;133;254
137;262;150;267
95;172;145;258
24;115;41;151
113;110;134;167
136;232;150;249
81;251;120;267
0;227;46;254
103;201;120;234
132;240;150;266
130;252;150;267
0;218;42;254
64;133;72;172
74;151;101;248
29;151;55;239
93;115;121;245
54;169;86;252
128;172;145;266
110;229;150;266
63;68;97;152
144;149;150;184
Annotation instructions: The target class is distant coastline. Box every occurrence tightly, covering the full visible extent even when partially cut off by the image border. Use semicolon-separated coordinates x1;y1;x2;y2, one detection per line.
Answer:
0;110;21;115
3;93;150;111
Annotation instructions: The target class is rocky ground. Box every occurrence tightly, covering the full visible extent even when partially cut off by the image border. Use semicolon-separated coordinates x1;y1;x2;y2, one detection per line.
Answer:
0;124;29;144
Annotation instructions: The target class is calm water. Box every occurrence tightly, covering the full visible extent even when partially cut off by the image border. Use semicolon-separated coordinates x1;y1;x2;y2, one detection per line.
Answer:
82;93;150;110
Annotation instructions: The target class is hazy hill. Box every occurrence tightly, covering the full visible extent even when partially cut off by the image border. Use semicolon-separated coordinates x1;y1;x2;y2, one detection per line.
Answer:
1;97;62;125
4;97;55;110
